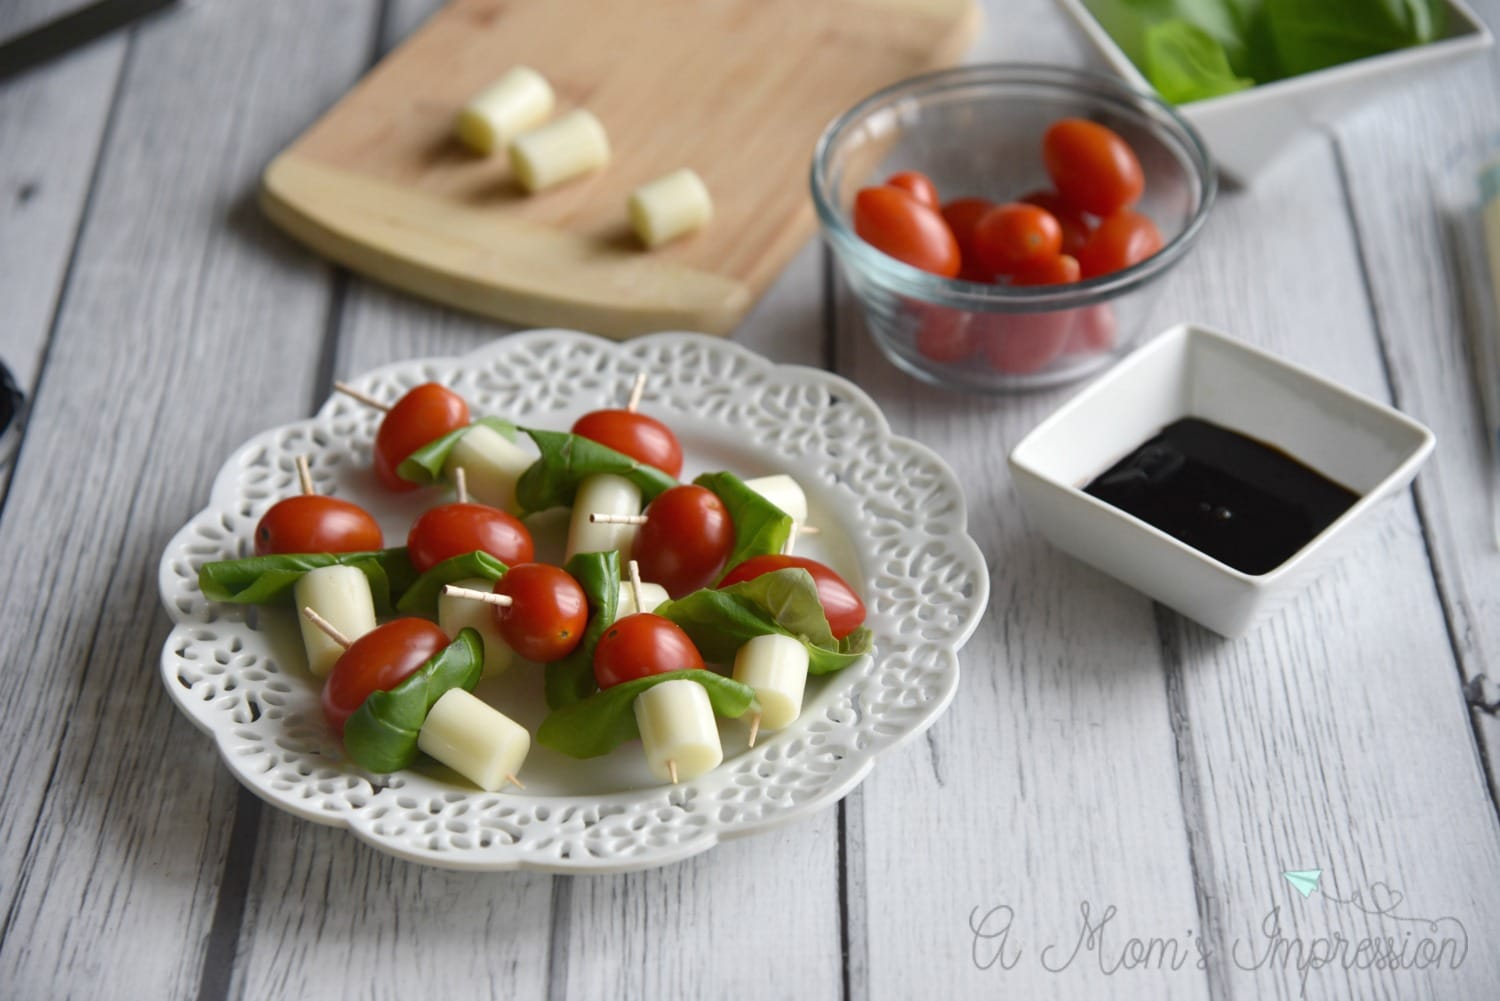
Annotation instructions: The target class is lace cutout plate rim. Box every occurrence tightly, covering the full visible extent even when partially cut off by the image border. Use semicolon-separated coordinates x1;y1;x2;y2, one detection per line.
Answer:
157;330;989;873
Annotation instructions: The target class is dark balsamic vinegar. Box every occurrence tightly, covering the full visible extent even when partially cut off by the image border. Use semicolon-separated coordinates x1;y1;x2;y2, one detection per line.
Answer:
1083;418;1360;576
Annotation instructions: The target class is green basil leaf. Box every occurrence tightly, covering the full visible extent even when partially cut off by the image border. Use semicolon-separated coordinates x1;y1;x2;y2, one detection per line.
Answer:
1265;0;1443;78
1084;0;1271;89
514;428;677;514
395;551;509;617
396;416;518;487
692;471;793;580
655;568;873;675
1145;18;1254;104
197;548;416;614
537;669;756;759
544;550;621;710
342;628;485;774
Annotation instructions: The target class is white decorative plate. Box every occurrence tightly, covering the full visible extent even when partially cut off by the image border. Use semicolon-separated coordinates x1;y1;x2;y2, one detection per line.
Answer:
158;331;988;872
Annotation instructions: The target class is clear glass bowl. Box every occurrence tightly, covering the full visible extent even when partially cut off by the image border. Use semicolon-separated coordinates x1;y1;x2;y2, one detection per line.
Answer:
811;64;1216;392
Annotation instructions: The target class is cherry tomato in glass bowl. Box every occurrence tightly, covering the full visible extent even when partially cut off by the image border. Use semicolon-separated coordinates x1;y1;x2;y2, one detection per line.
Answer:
940;197;996;282
718;554;866;640
885;170;941;209
571;409;683;478
407;502;535;573
978;312;1073;375
1075;210;1164;279
254;495;382;556
634;485;734;598
1010;253;1081;287
1041;118;1145;218
322;618;450;735
492;563;587;662
853;186;961;278
592;613;706;689
914;305;976;364
373;383;470;492
972;203;1063;276
1019;190;1094;257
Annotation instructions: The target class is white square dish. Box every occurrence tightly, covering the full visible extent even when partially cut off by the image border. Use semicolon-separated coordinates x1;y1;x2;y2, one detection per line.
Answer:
1054;0;1494;184
1008;323;1435;637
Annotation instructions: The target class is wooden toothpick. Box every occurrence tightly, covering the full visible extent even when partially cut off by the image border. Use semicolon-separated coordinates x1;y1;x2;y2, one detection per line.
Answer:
301;606;352;649
295;455;315;496
747;712;762;749
333;381;390;412
589;512;648;525
625;372;646;413
505;773;526;790
441;584;513;607
627;560;645;615
453;466;469;504
667;759;679;785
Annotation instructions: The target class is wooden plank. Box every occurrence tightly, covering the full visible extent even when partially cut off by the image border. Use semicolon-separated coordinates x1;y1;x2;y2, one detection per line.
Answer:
262;0;978;337
0;37;122;393
1332;0;1500;798
0;1;379;997
831;4;1211;999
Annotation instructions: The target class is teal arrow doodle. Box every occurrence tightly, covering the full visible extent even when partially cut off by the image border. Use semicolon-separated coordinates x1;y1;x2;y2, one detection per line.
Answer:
1283;869;1322;899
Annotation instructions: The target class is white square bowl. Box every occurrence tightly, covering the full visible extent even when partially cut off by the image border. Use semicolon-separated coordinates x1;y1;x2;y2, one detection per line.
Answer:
1055;0;1493;184
1008;324;1435;637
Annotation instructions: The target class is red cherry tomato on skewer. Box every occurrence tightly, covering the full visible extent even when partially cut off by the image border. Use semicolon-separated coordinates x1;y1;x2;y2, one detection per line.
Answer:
254;495;382;556
407;502;534;573
885;170;941;210
634;485;734;598
322;618;450;735
718;554;866;640
571;409;684;479
593;613;706;689
373;383;470;492
492;563;588;662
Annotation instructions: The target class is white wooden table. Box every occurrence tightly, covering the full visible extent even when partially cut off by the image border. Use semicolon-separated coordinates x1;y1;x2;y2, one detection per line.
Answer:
3;1;1500;997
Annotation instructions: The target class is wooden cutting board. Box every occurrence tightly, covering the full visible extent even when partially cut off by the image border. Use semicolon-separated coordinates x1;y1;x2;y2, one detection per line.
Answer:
260;0;978;337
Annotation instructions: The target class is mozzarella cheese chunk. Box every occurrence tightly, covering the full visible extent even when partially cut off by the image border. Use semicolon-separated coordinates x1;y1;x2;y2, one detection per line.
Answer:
731;633;809;731
508;109;609;193
418;689;530;792
628;168;712;248
454;66;555;155
293;565;376;678
616;581;670;616
633;678;723;783
437;576;515;678
743;474;808;524
566;473;640;561
444;423;532;514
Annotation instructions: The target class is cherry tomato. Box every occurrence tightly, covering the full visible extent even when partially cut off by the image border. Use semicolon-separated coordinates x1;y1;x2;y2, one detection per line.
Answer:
322;618;449;735
1042;119;1145;217
914;305;976;364
373;383;470;492
853;186;961;278
592;613;705;689
1010;253;1081;287
1071;303;1118;353
571;409;683;478
635;485;734;598
885;170;940;209
254;495;382;556
979;312;1073;375
718;554;866;640
1019;189;1094;257
407;502;534;573
1074;210;1164;279
492;563;587;662
941;197;997;281
972;203;1063;276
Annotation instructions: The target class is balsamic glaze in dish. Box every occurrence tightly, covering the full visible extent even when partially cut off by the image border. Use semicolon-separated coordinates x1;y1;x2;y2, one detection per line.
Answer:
1084;418;1359;575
